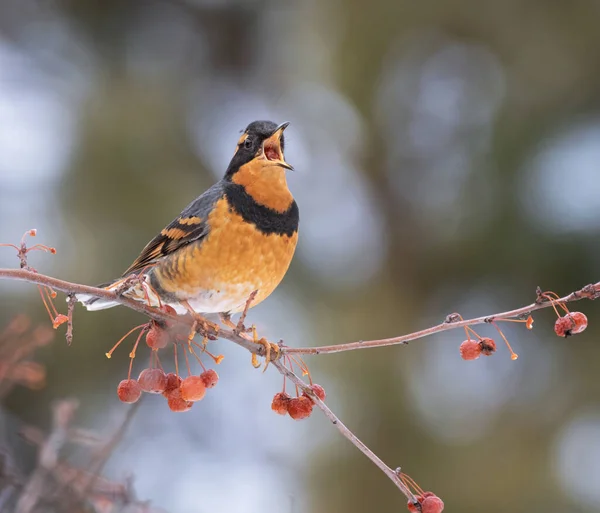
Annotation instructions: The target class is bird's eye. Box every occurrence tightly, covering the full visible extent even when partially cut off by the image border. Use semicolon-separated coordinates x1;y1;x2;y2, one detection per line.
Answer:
244;138;253;149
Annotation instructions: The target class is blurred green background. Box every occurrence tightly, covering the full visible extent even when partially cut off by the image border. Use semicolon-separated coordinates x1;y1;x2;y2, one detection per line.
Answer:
1;0;600;512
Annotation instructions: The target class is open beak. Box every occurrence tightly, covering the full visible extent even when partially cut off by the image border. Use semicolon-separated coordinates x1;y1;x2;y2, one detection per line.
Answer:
262;122;294;171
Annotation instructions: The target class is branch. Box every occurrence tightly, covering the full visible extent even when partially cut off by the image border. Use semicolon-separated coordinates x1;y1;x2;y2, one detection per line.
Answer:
286;282;600;355
0;268;262;356
1;265;598;506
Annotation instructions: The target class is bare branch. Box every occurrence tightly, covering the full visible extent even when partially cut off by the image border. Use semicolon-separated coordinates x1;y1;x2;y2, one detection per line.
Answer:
285;282;600;355
2;264;599;506
0;268;264;356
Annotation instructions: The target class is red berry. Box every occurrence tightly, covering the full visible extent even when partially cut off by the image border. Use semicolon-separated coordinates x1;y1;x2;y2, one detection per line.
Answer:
138;368;167;394
302;384;327;403
421;494;444;513
555;312;588;337
117;379;142;403
271;392;291;415
200;369;219;388
162;373;182;398
161;305;176;315
180;376;206;402
167;394;193;412
146;325;169;349
479;337;496;356
459;339;481;361
287;396;313;420
570;312;588;334
159;305;178;327
407;500;420;513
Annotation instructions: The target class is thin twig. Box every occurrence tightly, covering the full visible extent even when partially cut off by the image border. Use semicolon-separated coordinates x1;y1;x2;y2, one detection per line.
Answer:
65;294;75;346
285;282;600;355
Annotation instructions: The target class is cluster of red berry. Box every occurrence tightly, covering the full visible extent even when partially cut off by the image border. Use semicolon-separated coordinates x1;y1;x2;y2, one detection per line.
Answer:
118;368;219;411
271;384;326;420
457;314;525;362
458;295;590;362
112;306;222;411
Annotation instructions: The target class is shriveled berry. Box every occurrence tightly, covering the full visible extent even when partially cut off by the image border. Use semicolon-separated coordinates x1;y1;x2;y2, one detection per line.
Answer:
459;339;481;361
271;392;291;415
479;337;496;356
146;325;169;349
309;384;326;401
138;368;167;393
302;384;327;403
117;379;142;403
407;500;420;513
555;312;588;337
167;394;193;412
421;493;444;513
569;312;588;334
200;369;219;388
162;373;182;398
180;376;206;402
287;396;313;420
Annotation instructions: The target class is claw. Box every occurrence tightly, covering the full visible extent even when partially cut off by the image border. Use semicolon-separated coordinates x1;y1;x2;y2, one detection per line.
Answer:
250;324;279;371
181;300;220;342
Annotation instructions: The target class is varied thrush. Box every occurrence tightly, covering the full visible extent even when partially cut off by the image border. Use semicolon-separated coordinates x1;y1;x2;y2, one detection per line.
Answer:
77;120;298;321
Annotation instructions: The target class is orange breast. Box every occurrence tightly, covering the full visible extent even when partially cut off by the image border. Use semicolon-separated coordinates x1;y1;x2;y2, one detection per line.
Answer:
154;197;298;311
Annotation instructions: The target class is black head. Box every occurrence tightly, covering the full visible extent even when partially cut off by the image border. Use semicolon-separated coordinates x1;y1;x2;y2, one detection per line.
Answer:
224;120;292;179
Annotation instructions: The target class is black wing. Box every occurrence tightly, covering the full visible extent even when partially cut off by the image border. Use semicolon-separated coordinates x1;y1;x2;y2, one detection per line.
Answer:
122;181;225;276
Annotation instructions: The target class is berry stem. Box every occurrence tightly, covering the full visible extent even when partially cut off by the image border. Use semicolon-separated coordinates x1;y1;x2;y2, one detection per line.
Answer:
173;343;179;377
491;321;518;360
105;324;146;359
183;345;192;376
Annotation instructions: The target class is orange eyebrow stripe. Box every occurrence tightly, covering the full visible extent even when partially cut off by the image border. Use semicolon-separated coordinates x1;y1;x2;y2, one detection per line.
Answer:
178;217;202;225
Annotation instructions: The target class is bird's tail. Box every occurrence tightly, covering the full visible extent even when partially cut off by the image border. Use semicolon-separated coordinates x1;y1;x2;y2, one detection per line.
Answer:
75;278;128;311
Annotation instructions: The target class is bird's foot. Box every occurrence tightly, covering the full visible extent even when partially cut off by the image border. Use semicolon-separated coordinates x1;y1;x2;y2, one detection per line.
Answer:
181;301;219;344
250;324;279;371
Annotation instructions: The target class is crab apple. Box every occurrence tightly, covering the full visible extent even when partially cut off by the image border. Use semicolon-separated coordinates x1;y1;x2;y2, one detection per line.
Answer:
555;312;588;337
302;384;327;403
117;379;142;403
162;373;182;398
569;312;588;335
479;337;497;356
459;339;481;361
167;395;193;412
138;368;167;394
407;500;420;513
146;325;169;349
271;392;291;415
287;396;313;420
421;494;444;513
200;369;219;388
180;376;206;402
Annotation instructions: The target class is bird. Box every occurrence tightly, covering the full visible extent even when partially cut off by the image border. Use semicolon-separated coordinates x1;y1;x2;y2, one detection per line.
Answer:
77;120;298;325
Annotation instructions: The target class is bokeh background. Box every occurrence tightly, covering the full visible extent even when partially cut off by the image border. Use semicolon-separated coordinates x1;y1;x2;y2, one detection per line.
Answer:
1;0;600;511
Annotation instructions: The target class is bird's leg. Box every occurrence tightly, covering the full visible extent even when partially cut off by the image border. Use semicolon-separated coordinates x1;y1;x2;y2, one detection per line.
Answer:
181;300;219;344
235;290;258;335
250;324;280;371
